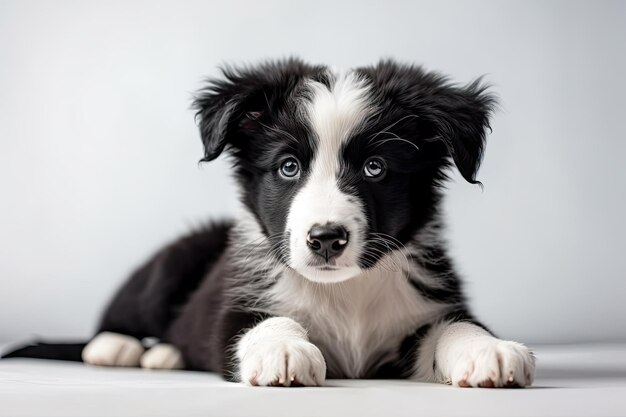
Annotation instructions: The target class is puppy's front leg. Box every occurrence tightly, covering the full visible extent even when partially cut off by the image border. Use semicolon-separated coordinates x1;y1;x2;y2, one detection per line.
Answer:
414;321;535;388
236;317;326;386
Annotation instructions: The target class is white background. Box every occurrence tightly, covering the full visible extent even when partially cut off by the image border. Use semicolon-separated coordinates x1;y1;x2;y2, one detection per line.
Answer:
1;0;625;344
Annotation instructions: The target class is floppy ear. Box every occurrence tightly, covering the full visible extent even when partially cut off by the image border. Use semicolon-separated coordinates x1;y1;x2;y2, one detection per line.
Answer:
193;88;238;162
192;59;318;162
192;71;261;162
425;79;496;184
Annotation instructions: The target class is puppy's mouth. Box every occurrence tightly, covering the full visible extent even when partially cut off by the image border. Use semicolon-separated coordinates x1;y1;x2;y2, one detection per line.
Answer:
314;265;340;271
294;262;361;284
306;258;338;269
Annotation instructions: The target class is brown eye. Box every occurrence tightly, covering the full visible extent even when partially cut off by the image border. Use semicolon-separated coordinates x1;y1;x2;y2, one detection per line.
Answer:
280;158;300;178
363;157;386;180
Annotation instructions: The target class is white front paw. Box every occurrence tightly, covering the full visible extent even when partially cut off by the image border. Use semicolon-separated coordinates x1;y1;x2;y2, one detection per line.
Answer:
448;339;535;388
239;339;326;387
140;343;184;370
82;332;144;367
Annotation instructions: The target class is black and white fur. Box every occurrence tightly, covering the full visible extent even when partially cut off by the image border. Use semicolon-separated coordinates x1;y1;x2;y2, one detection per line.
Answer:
5;59;535;388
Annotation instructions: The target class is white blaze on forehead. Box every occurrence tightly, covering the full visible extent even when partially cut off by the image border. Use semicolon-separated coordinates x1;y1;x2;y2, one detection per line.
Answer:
286;70;373;283
305;70;372;177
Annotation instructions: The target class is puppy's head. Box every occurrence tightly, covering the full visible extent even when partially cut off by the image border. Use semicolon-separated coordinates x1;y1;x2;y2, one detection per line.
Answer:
194;59;495;283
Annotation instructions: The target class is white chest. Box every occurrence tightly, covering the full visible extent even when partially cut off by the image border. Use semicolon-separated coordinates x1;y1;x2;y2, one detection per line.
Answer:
267;268;445;378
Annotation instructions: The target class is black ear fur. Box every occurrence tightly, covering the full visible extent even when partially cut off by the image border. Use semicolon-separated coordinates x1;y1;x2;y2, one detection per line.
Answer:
192;58;319;162
193;94;238;162
424;78;497;185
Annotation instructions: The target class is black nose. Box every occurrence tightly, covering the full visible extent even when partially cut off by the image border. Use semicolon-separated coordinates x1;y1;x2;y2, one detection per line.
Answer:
306;223;349;261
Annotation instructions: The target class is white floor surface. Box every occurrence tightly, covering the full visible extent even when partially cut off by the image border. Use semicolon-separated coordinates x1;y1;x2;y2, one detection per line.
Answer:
1;343;625;417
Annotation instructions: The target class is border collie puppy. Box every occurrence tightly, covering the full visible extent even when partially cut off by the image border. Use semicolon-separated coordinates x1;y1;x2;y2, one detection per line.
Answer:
5;58;535;388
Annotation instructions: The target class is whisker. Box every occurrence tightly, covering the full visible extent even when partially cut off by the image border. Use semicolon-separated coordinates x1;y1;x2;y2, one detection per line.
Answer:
368;233;413;275
257;120;299;145
368;114;420;142
369;136;420;153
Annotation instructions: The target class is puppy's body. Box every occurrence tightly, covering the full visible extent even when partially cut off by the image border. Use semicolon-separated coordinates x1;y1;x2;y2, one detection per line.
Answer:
168;212;448;380
7;59;535;387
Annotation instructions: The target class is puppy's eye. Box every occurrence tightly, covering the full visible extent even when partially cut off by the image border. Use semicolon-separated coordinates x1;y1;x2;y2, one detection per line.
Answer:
279;158;300;178
363;157;386;180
